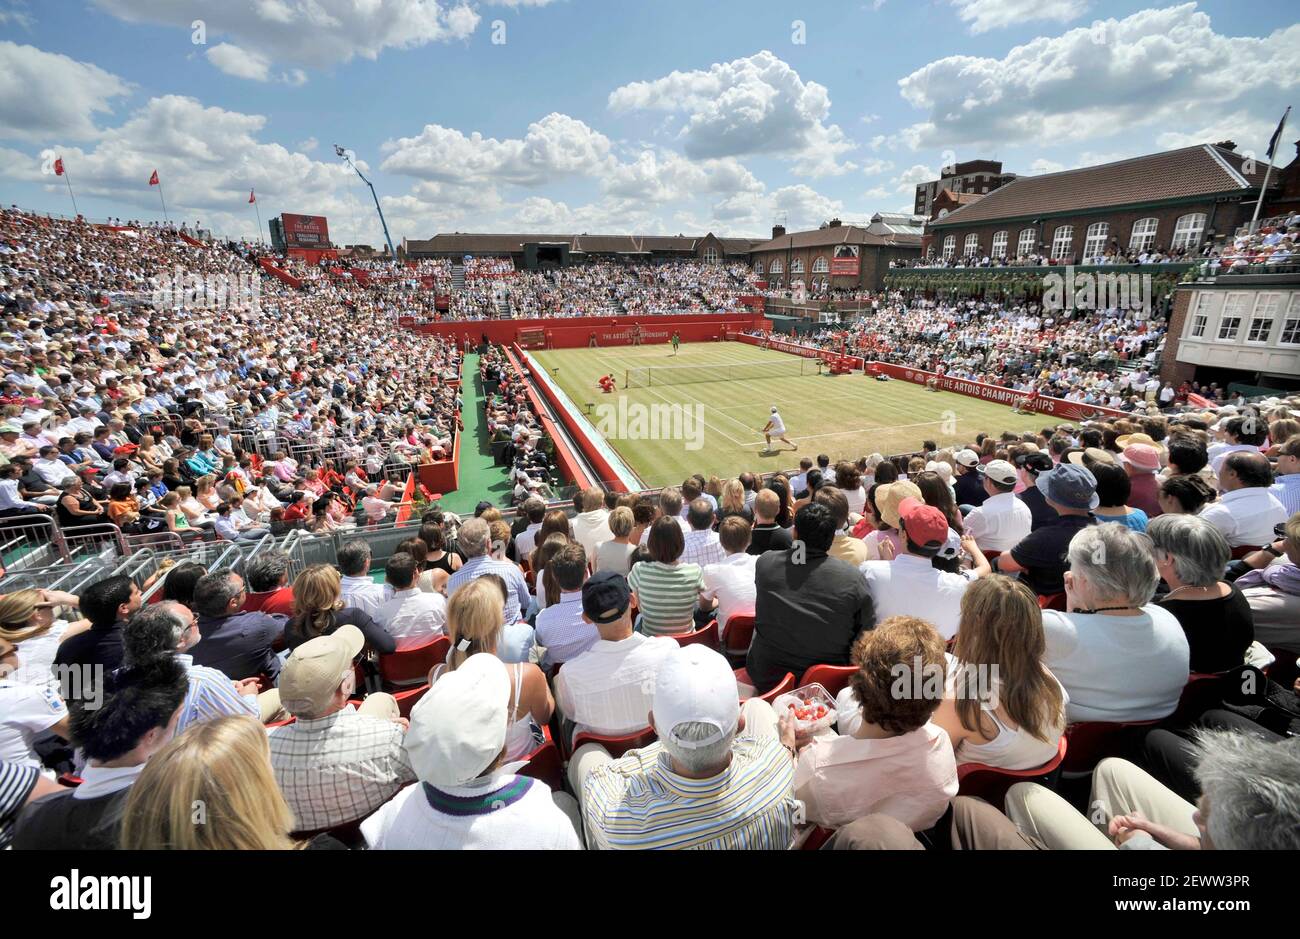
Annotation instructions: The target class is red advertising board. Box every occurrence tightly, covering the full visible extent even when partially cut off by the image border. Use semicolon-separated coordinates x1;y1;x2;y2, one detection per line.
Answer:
281;213;330;249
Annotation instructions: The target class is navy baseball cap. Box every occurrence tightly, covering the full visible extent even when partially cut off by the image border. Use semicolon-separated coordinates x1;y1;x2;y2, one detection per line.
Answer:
1037;462;1099;511
582;571;631;625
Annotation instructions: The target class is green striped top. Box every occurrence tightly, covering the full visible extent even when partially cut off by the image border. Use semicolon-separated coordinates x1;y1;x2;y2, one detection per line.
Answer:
628;561;703;636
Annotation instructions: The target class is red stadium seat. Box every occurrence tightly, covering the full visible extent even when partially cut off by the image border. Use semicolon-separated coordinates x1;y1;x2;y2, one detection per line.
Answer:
721;614;756;665
1062;719;1161;776
956;736;1068;809
517;725;565;792
1229;544;1263;560
1037;593;1067;611
798;664;857;698
393;684;431;719
799;825;837;851
735;668;795;704
570;726;658;760
672;620;719;650
378;635;451;689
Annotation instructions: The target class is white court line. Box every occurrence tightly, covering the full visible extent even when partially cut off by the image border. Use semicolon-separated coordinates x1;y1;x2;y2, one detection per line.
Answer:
784;417;957;442
637;384;761;449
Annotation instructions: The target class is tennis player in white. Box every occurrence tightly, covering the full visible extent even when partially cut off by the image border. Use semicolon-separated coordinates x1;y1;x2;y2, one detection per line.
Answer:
760;406;796;453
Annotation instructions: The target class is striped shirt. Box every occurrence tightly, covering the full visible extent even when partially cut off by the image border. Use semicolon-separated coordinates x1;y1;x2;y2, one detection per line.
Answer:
0;760;40;850
268;705;417;832
582;736;797;850
176;653;260;732
447;555;532;625
627;561;703;636
1271;474;1300;517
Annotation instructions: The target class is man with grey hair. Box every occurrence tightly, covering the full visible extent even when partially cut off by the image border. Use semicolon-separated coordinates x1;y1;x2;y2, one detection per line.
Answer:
446;517;531;625
1042;522;1189;723
640;487;688;546
189;571;286;682
243;548;295;616
579;644;798;850
338;539;386;617
1200;451;1286;547
1005;731;1300;850
122;601;280;729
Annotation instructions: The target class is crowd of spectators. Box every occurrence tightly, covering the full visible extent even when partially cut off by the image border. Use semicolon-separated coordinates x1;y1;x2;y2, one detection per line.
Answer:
3;392;1297;852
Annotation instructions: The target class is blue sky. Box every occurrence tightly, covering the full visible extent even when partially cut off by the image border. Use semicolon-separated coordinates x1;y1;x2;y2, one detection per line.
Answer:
1;0;1296;245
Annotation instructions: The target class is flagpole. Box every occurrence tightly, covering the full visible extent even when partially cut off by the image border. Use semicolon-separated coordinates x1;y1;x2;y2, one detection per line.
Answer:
1250;106;1290;235
60;167;80;218
251;191;263;244
156;178;170;225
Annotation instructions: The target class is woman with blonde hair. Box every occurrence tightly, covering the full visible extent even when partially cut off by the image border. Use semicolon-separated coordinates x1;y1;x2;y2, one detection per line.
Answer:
120;716;305;850
596;506;637;575
931;576;1067;770
432;577;552;761
194;474;220;512
284;564;394;654
0;588;87;688
717;478;751;524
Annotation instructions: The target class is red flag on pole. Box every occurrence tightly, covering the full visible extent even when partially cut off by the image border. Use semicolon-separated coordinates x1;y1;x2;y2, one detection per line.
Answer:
248;189;256;204
53;158;64;177
149;170;159;186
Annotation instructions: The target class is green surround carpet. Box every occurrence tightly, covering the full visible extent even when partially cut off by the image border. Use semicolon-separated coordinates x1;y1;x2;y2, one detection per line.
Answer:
439;353;514;514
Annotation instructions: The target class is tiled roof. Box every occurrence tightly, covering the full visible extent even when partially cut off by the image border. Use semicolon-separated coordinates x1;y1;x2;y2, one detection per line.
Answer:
751;224;921;252
929;145;1276;228
405;231;762;254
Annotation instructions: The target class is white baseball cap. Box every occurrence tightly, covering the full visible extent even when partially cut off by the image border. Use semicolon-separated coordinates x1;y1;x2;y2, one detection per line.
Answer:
405;653;511;787
652;645;739;750
954;448;980;468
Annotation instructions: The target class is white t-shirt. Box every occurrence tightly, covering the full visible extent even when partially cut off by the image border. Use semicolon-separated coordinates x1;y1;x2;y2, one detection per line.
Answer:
6;621;71;691
768;411;786;434
701;553;758;627
0;679;67;768
1041;606;1189;723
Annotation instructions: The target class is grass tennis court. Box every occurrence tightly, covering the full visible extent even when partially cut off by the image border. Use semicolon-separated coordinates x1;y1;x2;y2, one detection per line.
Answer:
529;341;1048;489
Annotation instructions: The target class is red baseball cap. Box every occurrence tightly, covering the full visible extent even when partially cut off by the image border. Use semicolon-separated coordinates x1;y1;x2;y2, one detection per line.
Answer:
897;497;948;547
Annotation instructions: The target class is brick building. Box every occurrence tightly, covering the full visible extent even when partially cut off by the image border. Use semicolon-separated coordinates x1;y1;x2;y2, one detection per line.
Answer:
925;144;1278;265
748;215;923;293
914;159;1016;217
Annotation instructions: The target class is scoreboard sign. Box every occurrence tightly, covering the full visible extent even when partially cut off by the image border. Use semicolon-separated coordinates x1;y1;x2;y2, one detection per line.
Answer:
281;214;331;248
831;244;860;276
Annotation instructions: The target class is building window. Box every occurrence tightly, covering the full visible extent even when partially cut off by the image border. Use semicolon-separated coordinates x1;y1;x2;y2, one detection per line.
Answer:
1171;213;1207;252
770;259;783;274
754;260;764;276
1050;225;1074;261
1017;228;1037;257
1130;217;1158;252
991;231;1008;258
1218;293;1248;340
812;256;829;273
963;234;980;257
1083;222;1109;259
703;246;719;264
790;258;805;274
1246;293;1281;343
1281;294;1300;345
1189;293;1213;338
942;235;957;261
